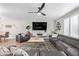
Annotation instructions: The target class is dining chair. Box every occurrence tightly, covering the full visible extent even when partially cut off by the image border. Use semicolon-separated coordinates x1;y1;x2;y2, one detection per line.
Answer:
3;32;9;41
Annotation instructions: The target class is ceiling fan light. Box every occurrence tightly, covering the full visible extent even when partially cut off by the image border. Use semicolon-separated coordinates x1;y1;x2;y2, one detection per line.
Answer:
37;12;41;15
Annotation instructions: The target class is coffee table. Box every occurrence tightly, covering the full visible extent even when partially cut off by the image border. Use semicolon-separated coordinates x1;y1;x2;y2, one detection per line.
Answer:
27;37;44;43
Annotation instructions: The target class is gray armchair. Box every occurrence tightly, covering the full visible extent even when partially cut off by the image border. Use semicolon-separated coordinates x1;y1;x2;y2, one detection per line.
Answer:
16;33;30;43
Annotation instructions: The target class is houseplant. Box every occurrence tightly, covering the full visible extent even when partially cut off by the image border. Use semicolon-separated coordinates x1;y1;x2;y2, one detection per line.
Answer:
26;25;31;31
26;25;32;37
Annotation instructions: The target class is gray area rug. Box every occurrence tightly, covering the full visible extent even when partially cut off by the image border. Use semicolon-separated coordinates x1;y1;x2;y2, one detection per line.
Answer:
20;38;56;50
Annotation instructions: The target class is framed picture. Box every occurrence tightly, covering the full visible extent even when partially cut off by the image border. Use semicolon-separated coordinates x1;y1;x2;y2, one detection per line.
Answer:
5;25;12;28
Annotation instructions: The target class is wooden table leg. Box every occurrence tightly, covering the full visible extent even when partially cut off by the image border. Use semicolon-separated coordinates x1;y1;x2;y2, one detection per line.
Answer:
0;38;1;42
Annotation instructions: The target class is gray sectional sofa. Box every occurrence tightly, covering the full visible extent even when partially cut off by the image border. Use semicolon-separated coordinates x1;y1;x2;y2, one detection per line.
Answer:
0;46;65;56
49;34;79;56
22;48;65;56
2;34;78;56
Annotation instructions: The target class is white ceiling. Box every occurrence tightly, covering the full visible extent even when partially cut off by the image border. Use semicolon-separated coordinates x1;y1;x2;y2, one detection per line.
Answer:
0;3;79;20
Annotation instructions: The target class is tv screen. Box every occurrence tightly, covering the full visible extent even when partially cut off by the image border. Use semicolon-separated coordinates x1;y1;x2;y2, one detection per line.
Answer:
32;22;47;30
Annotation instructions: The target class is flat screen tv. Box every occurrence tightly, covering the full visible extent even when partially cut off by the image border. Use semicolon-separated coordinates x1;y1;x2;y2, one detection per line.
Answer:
32;22;47;30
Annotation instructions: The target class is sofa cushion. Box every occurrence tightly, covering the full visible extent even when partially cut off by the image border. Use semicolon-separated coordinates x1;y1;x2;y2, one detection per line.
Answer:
60;41;71;48
7;45;17;50
27;48;39;56
39;49;65;56
55;41;68;51
66;47;79;56
58;34;79;49
63;38;79;49
20;47;39;56
52;34;58;37
57;34;64;41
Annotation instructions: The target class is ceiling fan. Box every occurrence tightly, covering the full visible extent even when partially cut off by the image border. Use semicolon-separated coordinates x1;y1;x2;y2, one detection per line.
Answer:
28;3;46;16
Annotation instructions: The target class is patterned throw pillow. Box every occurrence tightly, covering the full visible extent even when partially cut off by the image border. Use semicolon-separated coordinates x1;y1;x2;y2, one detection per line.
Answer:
0;46;12;56
10;47;29;56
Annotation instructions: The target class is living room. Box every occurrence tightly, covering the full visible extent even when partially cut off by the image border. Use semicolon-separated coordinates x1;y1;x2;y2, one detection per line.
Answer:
0;2;79;56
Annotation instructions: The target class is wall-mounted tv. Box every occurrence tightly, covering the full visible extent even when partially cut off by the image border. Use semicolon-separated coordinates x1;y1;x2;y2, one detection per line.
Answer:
32;22;47;30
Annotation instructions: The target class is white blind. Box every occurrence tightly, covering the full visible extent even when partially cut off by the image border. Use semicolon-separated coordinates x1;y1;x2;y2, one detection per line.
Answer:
70;15;79;38
64;14;79;38
64;18;70;36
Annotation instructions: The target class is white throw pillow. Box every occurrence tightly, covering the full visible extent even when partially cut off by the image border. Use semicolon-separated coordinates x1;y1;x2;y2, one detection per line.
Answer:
52;34;58;37
0;46;12;56
10;47;29;56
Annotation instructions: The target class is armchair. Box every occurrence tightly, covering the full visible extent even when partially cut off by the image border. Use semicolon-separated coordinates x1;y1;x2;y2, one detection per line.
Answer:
16;33;30;43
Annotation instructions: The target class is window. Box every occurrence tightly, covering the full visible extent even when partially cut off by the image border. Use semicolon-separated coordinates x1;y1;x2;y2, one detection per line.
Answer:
64;18;70;36
64;14;79;38
70;15;79;38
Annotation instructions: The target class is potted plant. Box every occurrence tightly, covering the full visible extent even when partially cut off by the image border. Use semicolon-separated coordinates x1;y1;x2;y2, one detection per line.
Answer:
26;25;32;37
26;25;31;31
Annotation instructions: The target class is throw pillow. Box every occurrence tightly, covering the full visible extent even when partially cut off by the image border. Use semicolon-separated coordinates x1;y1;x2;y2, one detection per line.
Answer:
10;47;29;56
0;46;12;56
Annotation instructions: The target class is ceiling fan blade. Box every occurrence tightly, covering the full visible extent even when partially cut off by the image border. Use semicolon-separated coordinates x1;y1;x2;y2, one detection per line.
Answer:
28;12;37;13
41;3;45;9
38;3;45;12
41;12;46;16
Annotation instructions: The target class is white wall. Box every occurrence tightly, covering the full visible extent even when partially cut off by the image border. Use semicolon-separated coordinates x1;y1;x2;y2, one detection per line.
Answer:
0;16;55;39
